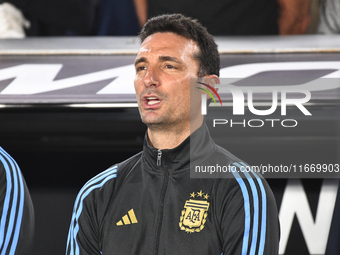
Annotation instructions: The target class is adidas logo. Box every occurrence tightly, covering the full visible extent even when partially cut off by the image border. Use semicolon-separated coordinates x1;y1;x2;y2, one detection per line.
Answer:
116;209;138;226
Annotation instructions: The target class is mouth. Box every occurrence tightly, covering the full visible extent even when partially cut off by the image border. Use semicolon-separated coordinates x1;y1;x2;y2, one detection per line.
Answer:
142;95;162;109
145;96;161;105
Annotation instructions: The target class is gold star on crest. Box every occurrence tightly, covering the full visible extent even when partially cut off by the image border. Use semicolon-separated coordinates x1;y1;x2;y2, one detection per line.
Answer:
204;194;209;200
190;192;196;198
197;190;204;197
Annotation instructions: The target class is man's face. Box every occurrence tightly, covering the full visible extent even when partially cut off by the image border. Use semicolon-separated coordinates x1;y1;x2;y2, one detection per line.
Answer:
134;32;200;130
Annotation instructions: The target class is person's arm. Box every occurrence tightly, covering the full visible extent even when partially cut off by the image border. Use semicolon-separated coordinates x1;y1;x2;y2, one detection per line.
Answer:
218;166;280;254
66;186;101;255
0;147;34;255
133;0;147;28
318;0;340;34
277;0;311;35
66;165;118;255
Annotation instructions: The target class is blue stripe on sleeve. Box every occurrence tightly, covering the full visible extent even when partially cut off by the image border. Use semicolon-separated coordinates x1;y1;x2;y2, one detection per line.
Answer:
234;162;259;255
66;166;117;255
248;172;267;254
231;163;250;255
240;162;267;255
67;165;118;253
66;166;119;253
0;147;25;255
0;153;13;251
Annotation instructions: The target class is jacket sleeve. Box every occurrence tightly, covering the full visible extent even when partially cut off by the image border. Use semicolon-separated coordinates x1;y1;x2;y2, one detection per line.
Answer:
66;185;102;255
0;147;34;255
66;165;118;255
217;163;280;255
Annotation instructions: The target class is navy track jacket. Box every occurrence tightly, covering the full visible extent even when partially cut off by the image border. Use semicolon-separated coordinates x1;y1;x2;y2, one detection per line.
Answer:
0;147;34;255
66;123;280;255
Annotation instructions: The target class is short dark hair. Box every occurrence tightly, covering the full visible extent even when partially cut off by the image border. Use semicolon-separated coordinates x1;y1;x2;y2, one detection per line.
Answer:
139;14;220;77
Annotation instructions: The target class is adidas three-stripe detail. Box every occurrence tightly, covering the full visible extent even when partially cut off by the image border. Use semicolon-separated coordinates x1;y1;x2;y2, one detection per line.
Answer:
231;162;267;255
0;147;25;255
66;165;118;255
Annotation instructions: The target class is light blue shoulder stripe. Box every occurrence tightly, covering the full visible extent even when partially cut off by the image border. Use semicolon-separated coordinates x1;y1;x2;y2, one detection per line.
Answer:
68;166;118;255
67;166;117;255
0;150;13;251
68;166;117;254
7;153;24;255
0;147;24;255
240;162;267;255
231;163;250;255
67;165;118;252
73;174;117;255
234;162;259;255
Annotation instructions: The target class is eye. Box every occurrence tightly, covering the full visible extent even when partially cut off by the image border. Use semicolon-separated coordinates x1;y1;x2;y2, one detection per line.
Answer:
136;66;146;72
165;64;175;69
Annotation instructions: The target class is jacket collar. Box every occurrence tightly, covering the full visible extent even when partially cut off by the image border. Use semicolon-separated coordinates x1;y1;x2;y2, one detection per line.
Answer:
142;122;215;172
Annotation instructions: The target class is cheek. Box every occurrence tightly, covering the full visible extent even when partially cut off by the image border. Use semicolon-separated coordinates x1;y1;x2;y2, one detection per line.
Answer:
179;78;191;97
134;78;142;95
176;84;191;107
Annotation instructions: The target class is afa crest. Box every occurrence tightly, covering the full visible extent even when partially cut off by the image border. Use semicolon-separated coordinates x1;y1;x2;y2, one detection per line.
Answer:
179;191;210;233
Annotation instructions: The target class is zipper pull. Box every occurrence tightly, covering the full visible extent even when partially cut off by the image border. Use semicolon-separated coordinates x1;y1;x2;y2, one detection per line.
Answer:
157;150;162;166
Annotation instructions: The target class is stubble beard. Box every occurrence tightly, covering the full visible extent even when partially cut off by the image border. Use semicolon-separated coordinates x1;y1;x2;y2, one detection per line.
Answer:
140;105;190;134
137;88;191;133
141;110;178;131
138;88;169;130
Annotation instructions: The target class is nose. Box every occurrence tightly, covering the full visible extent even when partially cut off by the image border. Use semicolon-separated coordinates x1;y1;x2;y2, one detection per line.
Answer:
143;67;160;87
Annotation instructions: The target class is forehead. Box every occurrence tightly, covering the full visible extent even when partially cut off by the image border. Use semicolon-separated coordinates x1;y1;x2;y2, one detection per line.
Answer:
137;32;198;59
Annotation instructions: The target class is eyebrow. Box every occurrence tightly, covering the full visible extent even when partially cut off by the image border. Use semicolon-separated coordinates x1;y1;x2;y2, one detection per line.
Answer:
158;56;182;64
134;55;182;66
134;57;147;66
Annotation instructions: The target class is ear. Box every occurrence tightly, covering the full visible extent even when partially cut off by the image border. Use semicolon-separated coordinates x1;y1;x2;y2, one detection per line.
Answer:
198;75;220;100
204;75;220;92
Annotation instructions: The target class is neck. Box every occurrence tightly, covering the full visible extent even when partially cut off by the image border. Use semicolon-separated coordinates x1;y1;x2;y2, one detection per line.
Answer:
147;118;203;150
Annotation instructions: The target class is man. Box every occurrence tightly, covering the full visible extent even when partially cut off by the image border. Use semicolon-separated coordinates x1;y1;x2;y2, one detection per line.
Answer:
66;14;280;255
0;147;35;255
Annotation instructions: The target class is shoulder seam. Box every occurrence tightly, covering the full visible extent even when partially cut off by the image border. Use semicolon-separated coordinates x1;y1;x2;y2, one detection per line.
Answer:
66;165;118;254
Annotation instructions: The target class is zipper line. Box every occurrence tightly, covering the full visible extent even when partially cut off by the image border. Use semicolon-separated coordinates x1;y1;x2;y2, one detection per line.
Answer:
157;150;162;166
154;150;168;255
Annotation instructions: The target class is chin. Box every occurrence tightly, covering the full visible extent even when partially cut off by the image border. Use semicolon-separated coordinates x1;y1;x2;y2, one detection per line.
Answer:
143;122;165;130
142;116;172;128
141;116;161;125
141;112;163;124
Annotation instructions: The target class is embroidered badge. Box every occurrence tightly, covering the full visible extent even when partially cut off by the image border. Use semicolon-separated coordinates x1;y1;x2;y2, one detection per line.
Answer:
179;190;210;233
